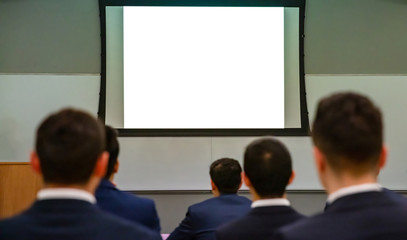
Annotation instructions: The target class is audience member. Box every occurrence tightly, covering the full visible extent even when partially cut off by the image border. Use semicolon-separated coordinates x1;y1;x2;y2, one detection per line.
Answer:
275;92;407;240
216;138;305;240
0;109;161;240
95;126;161;232
167;158;251;240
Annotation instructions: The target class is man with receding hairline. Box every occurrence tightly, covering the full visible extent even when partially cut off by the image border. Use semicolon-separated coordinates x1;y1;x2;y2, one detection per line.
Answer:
275;92;407;240
167;158;251;240
0;108;161;240
216;138;305;240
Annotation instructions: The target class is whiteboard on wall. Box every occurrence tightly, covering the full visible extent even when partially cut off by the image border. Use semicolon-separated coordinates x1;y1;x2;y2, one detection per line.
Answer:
1;74;407;190
115;75;407;190
0;74;100;163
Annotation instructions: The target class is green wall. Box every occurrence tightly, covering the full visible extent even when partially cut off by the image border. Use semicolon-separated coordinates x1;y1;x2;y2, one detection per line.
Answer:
1;0;406;74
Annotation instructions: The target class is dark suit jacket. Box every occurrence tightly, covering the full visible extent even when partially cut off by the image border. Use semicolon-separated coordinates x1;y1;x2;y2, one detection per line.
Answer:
275;190;407;240
167;194;251;240
216;205;305;240
0;199;162;240
95;179;161;232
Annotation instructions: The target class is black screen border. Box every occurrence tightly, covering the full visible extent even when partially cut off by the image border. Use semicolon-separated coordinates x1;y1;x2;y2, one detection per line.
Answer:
98;0;309;137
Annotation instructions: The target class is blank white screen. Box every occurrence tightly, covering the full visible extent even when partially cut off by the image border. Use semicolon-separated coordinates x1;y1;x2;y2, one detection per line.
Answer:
124;7;284;128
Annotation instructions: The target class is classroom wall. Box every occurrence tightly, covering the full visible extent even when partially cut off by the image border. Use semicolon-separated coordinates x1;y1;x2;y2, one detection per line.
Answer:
2;0;407;74
1;0;407;233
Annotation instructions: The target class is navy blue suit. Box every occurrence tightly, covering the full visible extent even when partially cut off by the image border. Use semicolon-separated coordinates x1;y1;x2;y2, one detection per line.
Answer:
275;190;407;240
95;179;161;232
216;205;305;240
0;199;162;240
167;194;251;240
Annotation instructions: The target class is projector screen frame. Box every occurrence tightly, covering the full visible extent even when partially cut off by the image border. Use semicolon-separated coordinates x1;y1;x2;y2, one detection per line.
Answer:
98;0;309;137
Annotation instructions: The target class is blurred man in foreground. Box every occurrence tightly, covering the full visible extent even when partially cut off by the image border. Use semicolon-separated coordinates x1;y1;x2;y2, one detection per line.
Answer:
276;92;407;240
0;109;161;240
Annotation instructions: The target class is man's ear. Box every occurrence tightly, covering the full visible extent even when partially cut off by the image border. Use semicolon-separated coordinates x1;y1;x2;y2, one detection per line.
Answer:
237;172;243;190
113;160;119;174
313;147;326;174
242;172;252;188
30;151;42;175
287;170;295;185
94;151;109;178
210;179;217;191
377;145;387;173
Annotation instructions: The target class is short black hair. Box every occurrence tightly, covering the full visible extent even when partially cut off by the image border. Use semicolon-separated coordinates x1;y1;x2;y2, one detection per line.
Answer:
209;158;242;194
104;125;120;179
312;92;383;172
244;138;292;198
35;108;105;185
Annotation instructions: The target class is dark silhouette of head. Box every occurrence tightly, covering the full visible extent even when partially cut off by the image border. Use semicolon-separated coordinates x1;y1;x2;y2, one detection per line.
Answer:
312;92;383;174
210;158;242;194
35;108;105;185
244;138;292;198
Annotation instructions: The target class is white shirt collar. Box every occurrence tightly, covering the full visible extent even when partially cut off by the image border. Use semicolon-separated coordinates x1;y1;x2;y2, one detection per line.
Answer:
251;198;290;208
327;183;382;204
37;188;96;204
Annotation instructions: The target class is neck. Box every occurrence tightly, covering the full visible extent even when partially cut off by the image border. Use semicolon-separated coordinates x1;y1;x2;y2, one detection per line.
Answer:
212;189;220;197
250;188;286;202
324;173;378;195
43;176;99;195
109;172;115;182
43;184;94;194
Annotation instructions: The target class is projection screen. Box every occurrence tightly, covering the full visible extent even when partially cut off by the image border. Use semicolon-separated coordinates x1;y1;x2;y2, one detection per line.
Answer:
99;0;307;136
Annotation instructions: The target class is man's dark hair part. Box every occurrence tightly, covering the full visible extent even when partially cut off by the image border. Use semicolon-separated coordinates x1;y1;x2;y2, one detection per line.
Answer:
312;92;383;172
210;158;242;194
104;125;120;179
244;138;292;198
36;108;105;185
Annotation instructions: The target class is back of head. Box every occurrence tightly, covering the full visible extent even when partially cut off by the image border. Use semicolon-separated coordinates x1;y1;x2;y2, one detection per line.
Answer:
210;158;242;194
312;92;383;174
104;125;120;179
36;108;105;185
244;138;292;198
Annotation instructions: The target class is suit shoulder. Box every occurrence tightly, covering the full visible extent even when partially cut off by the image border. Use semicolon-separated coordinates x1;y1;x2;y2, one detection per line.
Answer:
217;214;248;235
125;192;155;205
189;197;216;209
274;213;323;240
382;188;407;204
236;195;252;203
0;208;161;240
0;208;35;231
191;195;250;206
111;189;156;208
97;210;161;239
189;195;251;216
238;195;251;200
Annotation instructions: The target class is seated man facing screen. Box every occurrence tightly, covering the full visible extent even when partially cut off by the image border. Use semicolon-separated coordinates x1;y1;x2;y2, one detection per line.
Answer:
95;125;161;232
275;92;407;240
167;158;251;240
216;138;305;240
0;109;161;240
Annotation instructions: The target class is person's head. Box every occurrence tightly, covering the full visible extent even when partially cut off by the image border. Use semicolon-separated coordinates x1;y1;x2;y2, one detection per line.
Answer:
244;138;294;199
104;125;120;180
312;92;386;189
30;108;108;190
209;158;243;196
